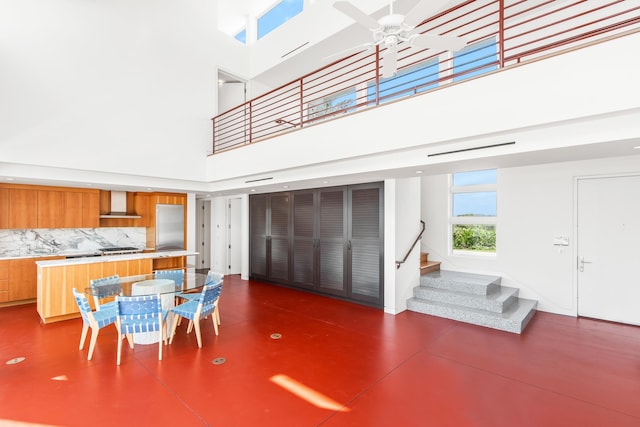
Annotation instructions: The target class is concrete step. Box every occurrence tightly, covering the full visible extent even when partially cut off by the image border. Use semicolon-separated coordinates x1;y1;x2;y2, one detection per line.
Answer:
413;285;519;314
421;270;501;296
406;297;538;334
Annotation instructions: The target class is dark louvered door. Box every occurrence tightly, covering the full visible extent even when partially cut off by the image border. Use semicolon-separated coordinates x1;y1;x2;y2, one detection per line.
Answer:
292;191;315;289
250;194;268;280
318;187;347;296
348;183;383;307
269;193;290;282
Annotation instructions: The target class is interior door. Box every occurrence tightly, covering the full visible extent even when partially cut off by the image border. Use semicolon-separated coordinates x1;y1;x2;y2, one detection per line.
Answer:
348;183;384;307
318;188;347;296
577;175;640;325
292;191;315;289
227;198;241;275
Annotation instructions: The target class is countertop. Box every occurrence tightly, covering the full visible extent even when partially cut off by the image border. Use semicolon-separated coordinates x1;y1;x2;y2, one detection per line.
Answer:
34;250;198;267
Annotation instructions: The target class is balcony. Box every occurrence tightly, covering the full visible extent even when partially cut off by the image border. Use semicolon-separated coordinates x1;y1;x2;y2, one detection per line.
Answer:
212;0;640;154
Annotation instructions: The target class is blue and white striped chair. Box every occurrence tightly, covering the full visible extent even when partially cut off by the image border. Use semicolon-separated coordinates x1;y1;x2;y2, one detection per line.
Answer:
115;294;168;365
154;269;184;286
72;288;118;361
89;275;122;311
175;270;223;302
169;281;223;348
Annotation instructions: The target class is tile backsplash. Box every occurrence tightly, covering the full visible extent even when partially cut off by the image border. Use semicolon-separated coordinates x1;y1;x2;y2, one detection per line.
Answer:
0;228;146;258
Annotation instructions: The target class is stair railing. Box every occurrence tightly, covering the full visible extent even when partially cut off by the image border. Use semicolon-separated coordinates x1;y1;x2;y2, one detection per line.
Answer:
396;220;426;269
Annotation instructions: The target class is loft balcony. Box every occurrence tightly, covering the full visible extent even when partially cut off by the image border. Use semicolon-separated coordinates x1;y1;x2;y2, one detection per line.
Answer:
211;0;640;155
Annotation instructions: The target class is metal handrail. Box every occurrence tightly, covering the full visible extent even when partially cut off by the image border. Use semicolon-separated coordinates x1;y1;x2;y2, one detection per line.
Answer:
396;220;426;270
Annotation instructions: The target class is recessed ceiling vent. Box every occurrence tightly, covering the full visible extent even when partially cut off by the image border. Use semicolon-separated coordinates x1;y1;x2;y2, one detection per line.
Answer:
99;191;141;219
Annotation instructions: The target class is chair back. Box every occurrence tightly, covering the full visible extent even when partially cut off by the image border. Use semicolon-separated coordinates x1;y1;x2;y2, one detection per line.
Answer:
205;271;224;286
90;275;122;306
72;288;94;323
155;269;184;285
116;294;163;334
198;282;223;319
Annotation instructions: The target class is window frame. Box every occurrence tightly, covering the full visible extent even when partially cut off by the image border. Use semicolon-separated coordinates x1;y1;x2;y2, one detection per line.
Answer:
449;170;497;256
257;0;304;40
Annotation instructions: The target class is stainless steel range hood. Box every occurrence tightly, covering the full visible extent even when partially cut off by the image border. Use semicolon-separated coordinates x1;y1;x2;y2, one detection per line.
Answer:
99;190;141;219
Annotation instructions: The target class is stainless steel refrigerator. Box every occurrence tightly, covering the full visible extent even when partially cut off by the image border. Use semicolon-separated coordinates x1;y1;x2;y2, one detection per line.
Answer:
156;204;184;250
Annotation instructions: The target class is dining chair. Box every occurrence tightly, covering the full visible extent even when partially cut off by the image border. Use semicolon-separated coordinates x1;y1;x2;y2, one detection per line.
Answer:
169;282;223;348
115;294;168;365
72;288;118;361
175;271;224;327
154;269;184;286
89;275;122;311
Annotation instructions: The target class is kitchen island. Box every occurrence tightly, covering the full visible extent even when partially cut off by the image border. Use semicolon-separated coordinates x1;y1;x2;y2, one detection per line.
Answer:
36;250;198;323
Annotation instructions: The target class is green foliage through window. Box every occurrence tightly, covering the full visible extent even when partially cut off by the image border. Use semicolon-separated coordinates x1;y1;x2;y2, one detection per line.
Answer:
452;225;496;252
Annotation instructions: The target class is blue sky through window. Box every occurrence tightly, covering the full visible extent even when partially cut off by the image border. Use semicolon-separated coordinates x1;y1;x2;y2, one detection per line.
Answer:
453;192;497;217
453;169;497;186
367;59;439;104
258;0;304;39
453;38;498;82
235;29;246;44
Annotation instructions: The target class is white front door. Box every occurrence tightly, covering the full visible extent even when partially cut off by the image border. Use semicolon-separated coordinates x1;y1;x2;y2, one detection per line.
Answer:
577;175;640;325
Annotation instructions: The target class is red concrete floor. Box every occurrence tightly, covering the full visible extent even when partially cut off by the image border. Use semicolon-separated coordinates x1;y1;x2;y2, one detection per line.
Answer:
2;275;640;426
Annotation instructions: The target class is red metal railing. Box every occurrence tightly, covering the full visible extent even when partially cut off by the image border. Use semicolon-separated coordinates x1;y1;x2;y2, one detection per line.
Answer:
212;0;640;154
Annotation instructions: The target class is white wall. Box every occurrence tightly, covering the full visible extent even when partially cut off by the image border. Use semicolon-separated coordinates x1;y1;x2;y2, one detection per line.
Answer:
384;177;422;314
0;0;248;185
421;154;640;315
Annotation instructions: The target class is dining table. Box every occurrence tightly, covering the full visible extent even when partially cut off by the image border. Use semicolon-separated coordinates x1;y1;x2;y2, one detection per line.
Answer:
85;271;212;344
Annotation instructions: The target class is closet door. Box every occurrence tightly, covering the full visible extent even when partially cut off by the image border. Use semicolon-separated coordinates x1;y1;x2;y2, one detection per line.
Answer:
250;195;268;280
292;191;315;289
318;188;347;296
269;193;290;283
348;183;383;307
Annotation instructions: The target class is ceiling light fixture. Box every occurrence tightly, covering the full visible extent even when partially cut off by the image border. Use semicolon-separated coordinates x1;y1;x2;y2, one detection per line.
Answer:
415;170;423;174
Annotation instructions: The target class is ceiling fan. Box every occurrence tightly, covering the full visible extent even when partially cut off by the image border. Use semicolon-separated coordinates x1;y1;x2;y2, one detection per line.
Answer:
333;0;467;78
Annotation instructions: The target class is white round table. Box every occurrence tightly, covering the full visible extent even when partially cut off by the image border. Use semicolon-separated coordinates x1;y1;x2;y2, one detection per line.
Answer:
131;278;175;344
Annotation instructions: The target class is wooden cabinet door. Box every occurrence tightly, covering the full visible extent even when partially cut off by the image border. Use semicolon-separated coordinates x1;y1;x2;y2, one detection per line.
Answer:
0;188;8;229
9;258;38;301
38;190;65;228
82;192;100;228
9;188;37;229
62;191;83;228
250;194;268;280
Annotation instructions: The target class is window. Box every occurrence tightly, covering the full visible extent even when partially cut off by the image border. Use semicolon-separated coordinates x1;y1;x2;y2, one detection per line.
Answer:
234;29;246;44
367;59;439;104
450;169;497;254
258;0;304;39
453;38;498;82
307;88;356;121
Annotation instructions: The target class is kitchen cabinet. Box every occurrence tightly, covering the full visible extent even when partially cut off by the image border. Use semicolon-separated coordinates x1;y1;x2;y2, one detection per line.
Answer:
82;191;100;228
38;190;65;228
8;257;63;302
0;189;8;229
37;258;154;323
9;188;38;229
0;260;8;303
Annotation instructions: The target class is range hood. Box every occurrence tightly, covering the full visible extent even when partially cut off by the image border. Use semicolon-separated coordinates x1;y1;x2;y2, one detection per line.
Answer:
99;191;141;219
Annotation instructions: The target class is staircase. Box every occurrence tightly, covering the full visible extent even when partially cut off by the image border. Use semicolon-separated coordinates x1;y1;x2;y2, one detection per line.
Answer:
420;252;441;274
407;263;538;334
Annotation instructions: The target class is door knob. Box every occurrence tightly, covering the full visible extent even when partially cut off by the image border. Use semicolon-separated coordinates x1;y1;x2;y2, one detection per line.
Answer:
578;256;592;272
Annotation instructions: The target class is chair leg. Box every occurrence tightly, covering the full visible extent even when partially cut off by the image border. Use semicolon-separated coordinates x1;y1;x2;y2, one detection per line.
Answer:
87;328;99;361
211;314;218;336
193;319;202;348
79;322;89;350
117;331;123;366
169;314;181;344
187;320;194;334
126;334;135;349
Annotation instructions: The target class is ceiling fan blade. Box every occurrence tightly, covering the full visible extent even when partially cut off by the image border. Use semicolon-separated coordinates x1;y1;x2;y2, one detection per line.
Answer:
334;1;380;30
409;33;467;51
382;45;398;78
404;0;457;28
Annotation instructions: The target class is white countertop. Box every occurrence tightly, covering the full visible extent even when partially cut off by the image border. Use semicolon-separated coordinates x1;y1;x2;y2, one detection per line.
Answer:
34;250;198;267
